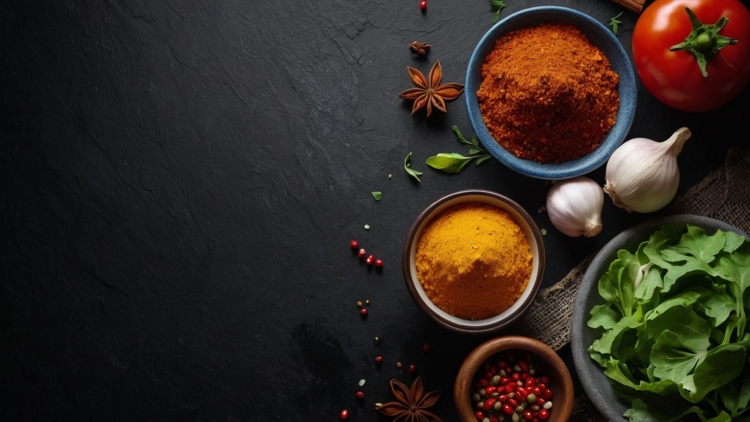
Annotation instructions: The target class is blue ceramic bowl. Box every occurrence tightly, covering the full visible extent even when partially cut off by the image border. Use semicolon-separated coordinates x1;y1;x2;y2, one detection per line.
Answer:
465;6;636;180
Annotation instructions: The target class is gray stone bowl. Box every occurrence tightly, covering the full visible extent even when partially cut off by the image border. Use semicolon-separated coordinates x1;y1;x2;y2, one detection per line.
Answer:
570;215;749;421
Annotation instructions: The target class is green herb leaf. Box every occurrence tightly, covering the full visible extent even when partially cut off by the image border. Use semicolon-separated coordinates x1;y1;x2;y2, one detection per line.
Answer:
489;0;506;23
426;153;475;174
403;151;423;182
452;125;472;145
371;191;382;201
469;148;483;155
475;155;492;166
609;11;623;35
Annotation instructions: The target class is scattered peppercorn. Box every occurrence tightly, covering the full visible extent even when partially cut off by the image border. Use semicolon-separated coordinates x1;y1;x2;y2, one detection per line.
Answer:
420;0;427;11
356;301;363;307
360;308;368;316
356;391;365;399
366;255;375;265
350;240;358;249
396;362;402;368
358;248;366;258
375;356;383;363
408;364;416;373
366;299;370;305
375;259;383;268
422;343;431;353
339;409;349;420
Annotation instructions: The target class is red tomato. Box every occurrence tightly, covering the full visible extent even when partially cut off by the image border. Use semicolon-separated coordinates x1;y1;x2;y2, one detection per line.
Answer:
632;0;750;112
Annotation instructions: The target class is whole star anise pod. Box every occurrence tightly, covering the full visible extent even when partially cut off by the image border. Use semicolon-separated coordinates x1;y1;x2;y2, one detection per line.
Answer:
376;377;442;422
409;41;431;57
397;60;464;117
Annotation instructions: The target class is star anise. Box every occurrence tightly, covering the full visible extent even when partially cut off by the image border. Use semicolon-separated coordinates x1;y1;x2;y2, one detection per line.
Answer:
397;60;464;117
376;377;442;422
409;40;431;57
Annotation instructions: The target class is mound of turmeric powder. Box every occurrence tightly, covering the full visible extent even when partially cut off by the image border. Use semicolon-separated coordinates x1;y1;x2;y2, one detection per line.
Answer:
415;202;532;320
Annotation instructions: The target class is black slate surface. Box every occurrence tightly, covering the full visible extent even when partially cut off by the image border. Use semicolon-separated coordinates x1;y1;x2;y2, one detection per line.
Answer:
2;0;749;420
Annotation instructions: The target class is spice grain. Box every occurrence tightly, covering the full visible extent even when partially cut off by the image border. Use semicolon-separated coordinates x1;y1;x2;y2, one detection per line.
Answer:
478;22;620;163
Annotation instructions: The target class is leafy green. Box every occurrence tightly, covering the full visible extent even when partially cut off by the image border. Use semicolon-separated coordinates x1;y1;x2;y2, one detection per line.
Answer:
489;0;506;23
403;152;423;182
426;126;492;174
371;191;382;201
609;11;624;36
588;224;750;420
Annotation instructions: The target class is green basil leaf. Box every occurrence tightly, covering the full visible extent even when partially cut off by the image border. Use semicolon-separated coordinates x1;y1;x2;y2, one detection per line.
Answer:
371;191;382;201
426;153;474;174
469;148;482;155
403;151;423;182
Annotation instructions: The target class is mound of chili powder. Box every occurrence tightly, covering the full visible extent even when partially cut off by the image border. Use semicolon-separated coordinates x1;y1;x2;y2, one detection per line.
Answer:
477;22;620;163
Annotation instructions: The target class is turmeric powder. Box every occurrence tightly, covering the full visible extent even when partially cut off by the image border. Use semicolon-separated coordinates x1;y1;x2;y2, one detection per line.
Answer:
415;202;532;320
478;22;620;163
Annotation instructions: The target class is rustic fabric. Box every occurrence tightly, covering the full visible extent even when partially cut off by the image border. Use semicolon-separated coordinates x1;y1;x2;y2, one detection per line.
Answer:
513;147;750;421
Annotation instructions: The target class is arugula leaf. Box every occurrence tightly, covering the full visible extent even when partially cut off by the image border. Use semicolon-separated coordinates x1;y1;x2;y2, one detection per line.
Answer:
489;0;506;23
403;151;423;182
589;224;750;419
371;191;382;201
609;11;623;36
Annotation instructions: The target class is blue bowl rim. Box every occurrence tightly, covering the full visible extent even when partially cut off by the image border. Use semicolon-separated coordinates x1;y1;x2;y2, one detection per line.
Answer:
465;6;637;180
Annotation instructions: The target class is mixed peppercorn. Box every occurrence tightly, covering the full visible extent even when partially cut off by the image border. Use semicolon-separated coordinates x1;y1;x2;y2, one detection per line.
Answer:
472;350;554;422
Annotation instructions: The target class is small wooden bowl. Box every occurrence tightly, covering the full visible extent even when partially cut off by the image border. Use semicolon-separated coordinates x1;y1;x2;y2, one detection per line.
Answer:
454;336;574;422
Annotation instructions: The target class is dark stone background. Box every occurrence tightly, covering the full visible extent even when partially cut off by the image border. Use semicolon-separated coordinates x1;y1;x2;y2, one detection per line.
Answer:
2;0;749;420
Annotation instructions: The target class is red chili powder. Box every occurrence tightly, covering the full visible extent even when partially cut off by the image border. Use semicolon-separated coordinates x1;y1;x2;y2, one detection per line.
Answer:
477;22;620;163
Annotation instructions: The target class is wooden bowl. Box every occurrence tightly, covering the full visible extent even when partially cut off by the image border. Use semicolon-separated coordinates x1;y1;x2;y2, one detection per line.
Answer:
454;336;574;422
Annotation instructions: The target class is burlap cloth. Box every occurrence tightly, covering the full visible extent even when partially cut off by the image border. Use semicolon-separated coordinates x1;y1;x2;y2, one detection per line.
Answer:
513;147;750;421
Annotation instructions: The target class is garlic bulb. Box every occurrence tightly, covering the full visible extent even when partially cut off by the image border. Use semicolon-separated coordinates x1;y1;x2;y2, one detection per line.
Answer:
546;177;604;237
604;127;691;213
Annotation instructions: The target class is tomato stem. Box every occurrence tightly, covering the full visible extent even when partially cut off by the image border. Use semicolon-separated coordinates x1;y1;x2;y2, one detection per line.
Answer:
669;7;738;77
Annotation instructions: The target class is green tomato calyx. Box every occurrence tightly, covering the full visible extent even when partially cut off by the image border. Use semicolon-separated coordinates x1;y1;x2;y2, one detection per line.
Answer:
669;7;738;77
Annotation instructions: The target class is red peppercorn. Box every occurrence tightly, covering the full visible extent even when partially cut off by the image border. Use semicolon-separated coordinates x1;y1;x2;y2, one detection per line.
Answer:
360;308;368;315
501;403;514;415
375;356;383;363
375;259;383;268
420;0;426;11
541;375;549;384
500;377;511;385
358;248;366;258
422;343;430;352
340;409;349;420
366;254;374;265
508;398;519;408
356;391;365;399
533;387;543;396
523;409;534;421
532;419;540;422
483;397;497;411
504;383;514;393
485;386;497;395
475;411;484;421
511;372;521;381
408;364;416;373
350;240;358;249
479;378;489;387
519;360;529;373
543;388;553;400
538;409;550;421
490;417;499;422
498;394;508;403
537;397;546;406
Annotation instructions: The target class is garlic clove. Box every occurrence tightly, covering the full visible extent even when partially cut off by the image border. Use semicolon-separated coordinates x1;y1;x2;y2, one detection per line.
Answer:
546;177;604;238
604;127;690;213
